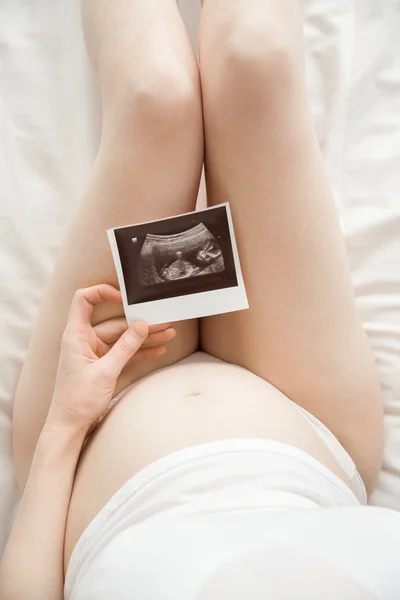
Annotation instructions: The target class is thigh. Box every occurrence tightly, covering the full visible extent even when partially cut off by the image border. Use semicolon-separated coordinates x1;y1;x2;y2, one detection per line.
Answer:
13;0;203;489
199;0;383;493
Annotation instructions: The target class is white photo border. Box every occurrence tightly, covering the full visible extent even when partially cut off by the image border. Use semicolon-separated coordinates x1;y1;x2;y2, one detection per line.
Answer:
107;203;249;325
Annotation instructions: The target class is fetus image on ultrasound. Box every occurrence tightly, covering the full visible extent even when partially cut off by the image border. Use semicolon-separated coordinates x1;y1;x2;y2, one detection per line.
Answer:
113;205;238;306
138;223;225;287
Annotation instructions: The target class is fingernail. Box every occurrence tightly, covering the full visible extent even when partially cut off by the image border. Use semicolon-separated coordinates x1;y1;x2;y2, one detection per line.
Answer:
133;321;148;339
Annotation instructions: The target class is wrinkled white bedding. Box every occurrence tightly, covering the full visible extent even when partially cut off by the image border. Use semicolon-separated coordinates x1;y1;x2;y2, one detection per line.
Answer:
0;0;399;555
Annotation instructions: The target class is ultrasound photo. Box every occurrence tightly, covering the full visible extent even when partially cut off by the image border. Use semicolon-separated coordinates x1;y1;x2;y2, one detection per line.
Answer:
108;204;248;325
138;223;225;286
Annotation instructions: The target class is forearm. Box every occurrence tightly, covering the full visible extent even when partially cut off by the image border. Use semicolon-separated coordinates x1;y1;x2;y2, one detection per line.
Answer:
0;420;85;600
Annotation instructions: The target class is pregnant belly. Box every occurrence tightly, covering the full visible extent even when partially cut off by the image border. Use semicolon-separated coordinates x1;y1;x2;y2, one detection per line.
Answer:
64;352;347;569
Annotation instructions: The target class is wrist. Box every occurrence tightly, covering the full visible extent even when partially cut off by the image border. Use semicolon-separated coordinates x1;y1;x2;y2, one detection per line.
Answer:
44;403;90;439
31;421;86;475
39;421;86;450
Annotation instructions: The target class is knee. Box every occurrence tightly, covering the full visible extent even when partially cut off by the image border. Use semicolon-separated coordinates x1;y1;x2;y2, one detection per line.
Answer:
102;61;201;138
202;18;298;106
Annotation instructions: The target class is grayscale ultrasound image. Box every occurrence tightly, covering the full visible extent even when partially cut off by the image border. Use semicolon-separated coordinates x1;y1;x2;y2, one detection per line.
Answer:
114;206;238;306
138;223;225;286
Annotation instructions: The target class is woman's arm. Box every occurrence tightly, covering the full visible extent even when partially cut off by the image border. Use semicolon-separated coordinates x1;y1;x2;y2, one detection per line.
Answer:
1;284;174;599
0;419;85;600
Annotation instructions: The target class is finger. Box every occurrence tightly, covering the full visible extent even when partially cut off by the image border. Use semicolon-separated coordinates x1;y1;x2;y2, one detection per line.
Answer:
148;322;173;333
94;320;176;347
143;327;176;346
96;338;111;358
94;318;128;344
99;321;149;377
68;285;122;327
130;344;167;363
93;319;172;343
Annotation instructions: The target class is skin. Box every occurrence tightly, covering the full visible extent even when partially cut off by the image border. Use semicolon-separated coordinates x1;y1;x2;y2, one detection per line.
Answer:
5;0;384;597
0;286;160;600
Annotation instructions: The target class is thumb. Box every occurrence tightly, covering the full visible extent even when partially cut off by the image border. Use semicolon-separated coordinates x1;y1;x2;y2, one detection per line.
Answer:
100;321;148;377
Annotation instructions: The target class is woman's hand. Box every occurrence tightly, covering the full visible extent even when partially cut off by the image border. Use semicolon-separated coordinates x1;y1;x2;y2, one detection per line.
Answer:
47;284;175;434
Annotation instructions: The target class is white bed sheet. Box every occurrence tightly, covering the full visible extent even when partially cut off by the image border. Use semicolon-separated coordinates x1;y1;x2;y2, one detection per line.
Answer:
0;0;399;555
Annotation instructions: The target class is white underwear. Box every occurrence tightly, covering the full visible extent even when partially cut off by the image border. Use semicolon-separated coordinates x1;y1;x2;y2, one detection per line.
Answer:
62;433;400;600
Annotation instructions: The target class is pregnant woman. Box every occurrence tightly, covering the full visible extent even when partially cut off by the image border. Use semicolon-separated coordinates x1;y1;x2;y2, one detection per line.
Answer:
2;1;395;598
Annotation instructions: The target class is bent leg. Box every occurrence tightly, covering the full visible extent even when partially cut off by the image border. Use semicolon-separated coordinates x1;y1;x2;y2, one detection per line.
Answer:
200;0;383;494
13;0;203;489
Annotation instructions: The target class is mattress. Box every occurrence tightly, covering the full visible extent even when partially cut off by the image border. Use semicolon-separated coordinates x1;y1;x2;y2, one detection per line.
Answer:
0;0;399;555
